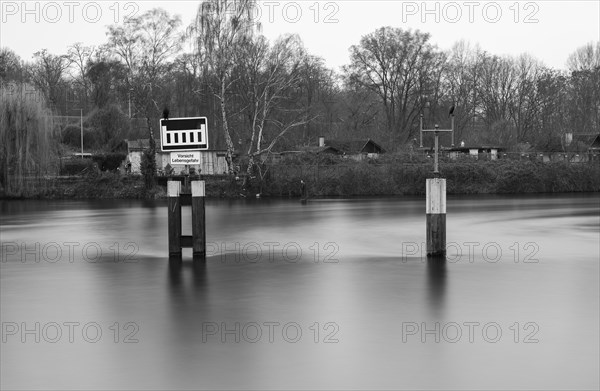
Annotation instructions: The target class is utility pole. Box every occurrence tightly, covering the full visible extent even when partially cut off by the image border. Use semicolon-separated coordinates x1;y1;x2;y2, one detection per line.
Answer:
420;114;424;148
129;88;134;118
80;108;84;158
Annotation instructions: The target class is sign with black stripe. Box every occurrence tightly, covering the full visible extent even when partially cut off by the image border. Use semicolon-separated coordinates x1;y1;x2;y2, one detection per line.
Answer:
160;117;208;152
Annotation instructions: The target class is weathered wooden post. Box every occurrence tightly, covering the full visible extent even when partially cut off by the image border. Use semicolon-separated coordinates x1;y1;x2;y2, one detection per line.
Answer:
426;177;446;257
192;180;206;258
300;179;307;203
168;181;182;259
167;179;206;260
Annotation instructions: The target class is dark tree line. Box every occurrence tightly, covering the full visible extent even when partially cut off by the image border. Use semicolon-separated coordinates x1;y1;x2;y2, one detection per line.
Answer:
1;0;598;175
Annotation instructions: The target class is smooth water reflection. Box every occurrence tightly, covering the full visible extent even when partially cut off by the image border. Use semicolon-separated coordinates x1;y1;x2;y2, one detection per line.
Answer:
1;194;598;390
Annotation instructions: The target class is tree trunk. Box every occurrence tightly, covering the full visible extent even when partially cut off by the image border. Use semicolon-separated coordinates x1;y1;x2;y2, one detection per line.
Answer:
220;79;235;174
143;116;156;190
146;116;156;151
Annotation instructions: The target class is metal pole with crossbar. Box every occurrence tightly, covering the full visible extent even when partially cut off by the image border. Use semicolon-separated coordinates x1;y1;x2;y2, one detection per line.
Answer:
420;118;454;258
421;124;452;175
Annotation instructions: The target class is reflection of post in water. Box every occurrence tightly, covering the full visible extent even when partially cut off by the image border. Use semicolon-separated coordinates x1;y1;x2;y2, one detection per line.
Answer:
167;259;209;340
168;259;184;287
426;258;447;316
169;260;208;316
168;259;208;301
166;258;209;362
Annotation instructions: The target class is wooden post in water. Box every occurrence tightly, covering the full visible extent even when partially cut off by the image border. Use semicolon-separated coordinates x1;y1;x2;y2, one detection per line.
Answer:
192;180;206;258
300;179;307;203
421;119;452;259
168;181;182;259
426;178;446;257
167;179;206;260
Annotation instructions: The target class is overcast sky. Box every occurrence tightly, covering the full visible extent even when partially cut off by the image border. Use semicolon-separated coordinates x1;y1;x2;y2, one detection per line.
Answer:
1;0;599;71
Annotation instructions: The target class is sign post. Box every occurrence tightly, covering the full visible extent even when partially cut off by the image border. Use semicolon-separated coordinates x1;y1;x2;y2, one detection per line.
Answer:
162;116;209;261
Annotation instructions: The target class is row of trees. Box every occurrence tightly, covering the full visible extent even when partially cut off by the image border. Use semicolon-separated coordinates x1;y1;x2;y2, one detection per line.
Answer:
1;0;599;178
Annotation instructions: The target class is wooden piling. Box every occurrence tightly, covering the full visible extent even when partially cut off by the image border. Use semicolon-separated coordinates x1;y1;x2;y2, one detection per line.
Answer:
168;181;182;259
426;178;446;258
300;180;307;203
191;180;206;258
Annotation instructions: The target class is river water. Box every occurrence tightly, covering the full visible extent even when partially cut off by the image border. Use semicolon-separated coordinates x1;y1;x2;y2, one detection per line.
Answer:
1;194;598;390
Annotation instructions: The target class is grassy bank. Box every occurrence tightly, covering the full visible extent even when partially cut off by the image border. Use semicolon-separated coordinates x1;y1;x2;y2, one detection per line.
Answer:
262;159;600;197
1;173;151;199
1;160;599;200
0;172;239;200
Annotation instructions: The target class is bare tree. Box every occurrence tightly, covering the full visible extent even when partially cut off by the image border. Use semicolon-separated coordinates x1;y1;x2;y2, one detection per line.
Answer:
344;27;443;143
567;42;600;135
67;43;96;110
28;49;71;110
105;8;183;189
188;0;260;174
0;48;25;83
443;41;483;142
237;34;312;178
567;41;600;72
509;54;542;142
534;68;569;150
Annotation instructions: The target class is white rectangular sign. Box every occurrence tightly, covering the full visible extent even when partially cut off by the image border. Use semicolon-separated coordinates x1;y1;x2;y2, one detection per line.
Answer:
170;151;201;165
160;117;208;152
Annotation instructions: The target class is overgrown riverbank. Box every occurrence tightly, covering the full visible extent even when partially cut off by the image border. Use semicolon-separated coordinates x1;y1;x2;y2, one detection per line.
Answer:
262;159;600;197
1;160;599;200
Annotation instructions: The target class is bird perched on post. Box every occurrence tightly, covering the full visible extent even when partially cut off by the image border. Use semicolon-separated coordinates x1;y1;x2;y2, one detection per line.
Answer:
162;107;170;121
448;103;455;117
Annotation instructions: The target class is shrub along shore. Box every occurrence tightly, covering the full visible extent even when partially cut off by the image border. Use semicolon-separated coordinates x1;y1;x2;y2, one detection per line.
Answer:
1;160;599;200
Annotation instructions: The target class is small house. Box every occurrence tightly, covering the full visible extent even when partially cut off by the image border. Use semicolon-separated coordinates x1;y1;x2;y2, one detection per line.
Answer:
566;133;600;162
278;145;341;158
323;138;386;160
447;145;505;160
126;139;150;173
279;137;386;161
126;138;228;175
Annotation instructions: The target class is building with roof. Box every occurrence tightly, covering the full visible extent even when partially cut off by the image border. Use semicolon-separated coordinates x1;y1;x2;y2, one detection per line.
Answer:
561;133;600;162
278;137;386;161
126;138;228;175
445;145;506;160
325;138;386;159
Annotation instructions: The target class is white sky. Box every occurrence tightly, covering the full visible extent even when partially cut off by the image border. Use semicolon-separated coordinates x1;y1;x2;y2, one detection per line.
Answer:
1;0;599;71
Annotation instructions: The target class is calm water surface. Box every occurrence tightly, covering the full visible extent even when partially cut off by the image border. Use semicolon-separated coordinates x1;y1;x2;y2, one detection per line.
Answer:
1;194;599;390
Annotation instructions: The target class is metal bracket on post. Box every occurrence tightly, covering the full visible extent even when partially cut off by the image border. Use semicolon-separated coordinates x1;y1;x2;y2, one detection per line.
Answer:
420;123;453;175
